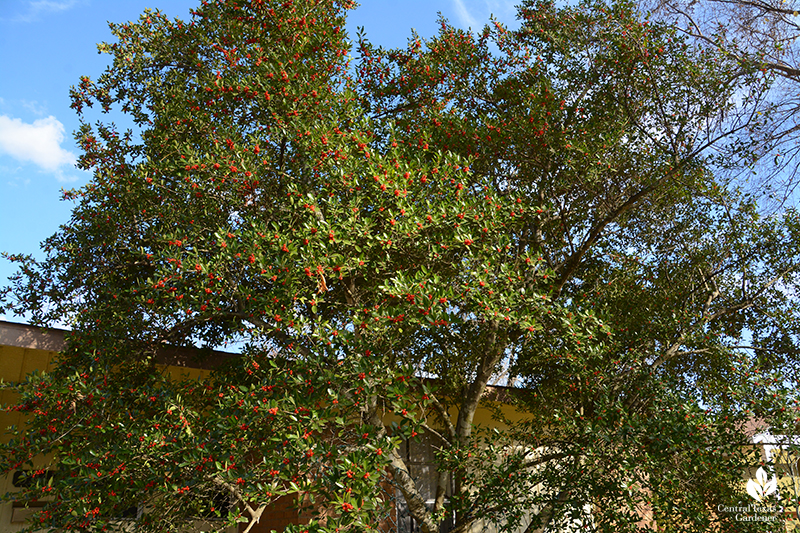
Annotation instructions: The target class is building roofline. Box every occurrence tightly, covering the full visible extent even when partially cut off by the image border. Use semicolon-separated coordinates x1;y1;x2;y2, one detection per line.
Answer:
0;320;65;352
0;320;237;369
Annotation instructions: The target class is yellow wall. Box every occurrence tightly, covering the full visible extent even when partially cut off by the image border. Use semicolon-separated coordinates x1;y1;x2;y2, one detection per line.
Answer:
0;344;57;444
0;344;57;531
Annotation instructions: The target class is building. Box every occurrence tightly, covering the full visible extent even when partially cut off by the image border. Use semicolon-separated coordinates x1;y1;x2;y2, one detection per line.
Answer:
1;320;797;532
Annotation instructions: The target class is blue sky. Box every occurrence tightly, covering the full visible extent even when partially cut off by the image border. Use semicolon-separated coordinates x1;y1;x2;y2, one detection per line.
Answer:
0;0;518;323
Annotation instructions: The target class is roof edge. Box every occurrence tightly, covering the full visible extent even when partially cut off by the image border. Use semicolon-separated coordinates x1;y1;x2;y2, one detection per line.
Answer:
0;320;66;352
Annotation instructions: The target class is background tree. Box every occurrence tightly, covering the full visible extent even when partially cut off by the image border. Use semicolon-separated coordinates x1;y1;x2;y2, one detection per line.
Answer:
647;0;800;203
2;0;800;532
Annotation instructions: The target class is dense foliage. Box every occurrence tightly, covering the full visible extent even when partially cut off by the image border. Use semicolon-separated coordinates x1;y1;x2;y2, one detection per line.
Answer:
3;0;800;532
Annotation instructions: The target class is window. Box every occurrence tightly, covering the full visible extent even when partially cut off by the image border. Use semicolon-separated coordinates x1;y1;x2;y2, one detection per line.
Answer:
395;431;455;533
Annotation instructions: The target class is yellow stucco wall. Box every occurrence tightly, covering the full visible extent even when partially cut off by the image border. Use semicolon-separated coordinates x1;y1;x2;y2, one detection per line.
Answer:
0;345;57;445
0;344;58;531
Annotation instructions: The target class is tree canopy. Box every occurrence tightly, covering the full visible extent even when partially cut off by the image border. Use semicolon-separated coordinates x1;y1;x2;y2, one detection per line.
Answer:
2;0;800;532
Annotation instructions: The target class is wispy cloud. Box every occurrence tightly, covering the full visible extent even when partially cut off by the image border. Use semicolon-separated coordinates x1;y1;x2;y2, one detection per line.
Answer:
21;100;47;116
1;163;29;188
453;0;480;28
5;0;80;23
450;0;518;30
0;114;77;182
484;0;518;16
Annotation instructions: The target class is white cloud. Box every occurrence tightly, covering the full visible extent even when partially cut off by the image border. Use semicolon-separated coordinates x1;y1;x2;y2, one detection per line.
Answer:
6;0;80;23
0;115;77;180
